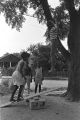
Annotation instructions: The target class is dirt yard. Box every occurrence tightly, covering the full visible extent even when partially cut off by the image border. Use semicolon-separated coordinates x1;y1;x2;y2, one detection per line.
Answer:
0;79;80;120
0;90;80;120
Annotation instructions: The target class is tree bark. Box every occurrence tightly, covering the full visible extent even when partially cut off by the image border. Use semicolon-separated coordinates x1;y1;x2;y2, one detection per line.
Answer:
64;0;80;101
50;39;57;72
39;0;80;101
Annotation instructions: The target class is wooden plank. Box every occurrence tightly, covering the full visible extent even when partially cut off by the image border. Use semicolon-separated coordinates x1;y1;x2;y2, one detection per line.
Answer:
0;100;26;108
25;87;58;100
0;102;13;108
0;87;58;108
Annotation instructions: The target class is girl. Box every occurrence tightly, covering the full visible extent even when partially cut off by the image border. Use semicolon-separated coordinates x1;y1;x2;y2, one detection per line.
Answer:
22;63;32;95
34;63;44;93
10;52;30;102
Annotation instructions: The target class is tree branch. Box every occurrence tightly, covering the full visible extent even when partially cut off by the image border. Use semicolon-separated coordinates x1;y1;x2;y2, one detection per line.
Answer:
56;38;71;61
40;0;70;60
40;0;55;29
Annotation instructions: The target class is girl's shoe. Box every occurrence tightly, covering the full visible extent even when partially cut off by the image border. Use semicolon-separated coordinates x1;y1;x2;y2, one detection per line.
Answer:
10;98;16;102
17;98;22;102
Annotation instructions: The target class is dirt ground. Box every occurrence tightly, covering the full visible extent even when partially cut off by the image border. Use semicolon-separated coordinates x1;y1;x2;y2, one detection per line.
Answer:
0;79;80;120
0;91;80;120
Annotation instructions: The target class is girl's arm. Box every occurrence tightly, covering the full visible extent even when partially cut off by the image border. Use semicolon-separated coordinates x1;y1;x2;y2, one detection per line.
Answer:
42;67;44;81
30;68;32;82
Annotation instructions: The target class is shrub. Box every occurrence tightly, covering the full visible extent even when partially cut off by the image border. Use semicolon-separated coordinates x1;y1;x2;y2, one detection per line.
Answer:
1;78;10;87
1;67;16;76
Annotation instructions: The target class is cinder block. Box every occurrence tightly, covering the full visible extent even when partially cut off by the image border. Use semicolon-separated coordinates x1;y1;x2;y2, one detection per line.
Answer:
38;98;45;108
29;97;46;110
29;99;39;110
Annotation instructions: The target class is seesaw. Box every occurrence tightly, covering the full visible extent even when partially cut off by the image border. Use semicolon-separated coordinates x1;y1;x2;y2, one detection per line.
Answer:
0;87;59;108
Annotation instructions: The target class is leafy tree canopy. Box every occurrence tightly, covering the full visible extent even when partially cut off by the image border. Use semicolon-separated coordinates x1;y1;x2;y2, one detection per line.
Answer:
0;0;80;34
27;43;51;70
0;0;72;60
0;0;69;38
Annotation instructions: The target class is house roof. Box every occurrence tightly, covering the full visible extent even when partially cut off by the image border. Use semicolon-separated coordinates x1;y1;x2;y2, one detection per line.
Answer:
0;54;20;63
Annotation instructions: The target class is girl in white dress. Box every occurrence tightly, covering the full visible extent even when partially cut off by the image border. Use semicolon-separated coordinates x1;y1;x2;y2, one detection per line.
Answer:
10;52;30;102
34;63;44;93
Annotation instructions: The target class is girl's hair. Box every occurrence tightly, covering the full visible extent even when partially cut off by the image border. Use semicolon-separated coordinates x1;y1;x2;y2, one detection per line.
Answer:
21;52;30;59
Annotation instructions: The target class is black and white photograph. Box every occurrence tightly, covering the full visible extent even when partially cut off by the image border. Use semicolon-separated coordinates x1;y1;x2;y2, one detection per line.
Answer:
0;0;80;120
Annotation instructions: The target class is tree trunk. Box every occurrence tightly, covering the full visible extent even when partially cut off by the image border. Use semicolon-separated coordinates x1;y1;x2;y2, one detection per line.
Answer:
40;0;80;101
50;39;57;72
67;10;80;101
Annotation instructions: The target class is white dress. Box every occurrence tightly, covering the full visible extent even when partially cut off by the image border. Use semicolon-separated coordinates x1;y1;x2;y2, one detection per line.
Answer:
12;60;26;86
35;67;42;85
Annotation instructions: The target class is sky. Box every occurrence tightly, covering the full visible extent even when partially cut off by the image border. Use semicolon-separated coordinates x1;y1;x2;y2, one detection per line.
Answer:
0;0;68;57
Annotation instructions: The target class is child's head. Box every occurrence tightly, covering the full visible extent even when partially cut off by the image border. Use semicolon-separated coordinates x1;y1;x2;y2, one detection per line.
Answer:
21;52;30;61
